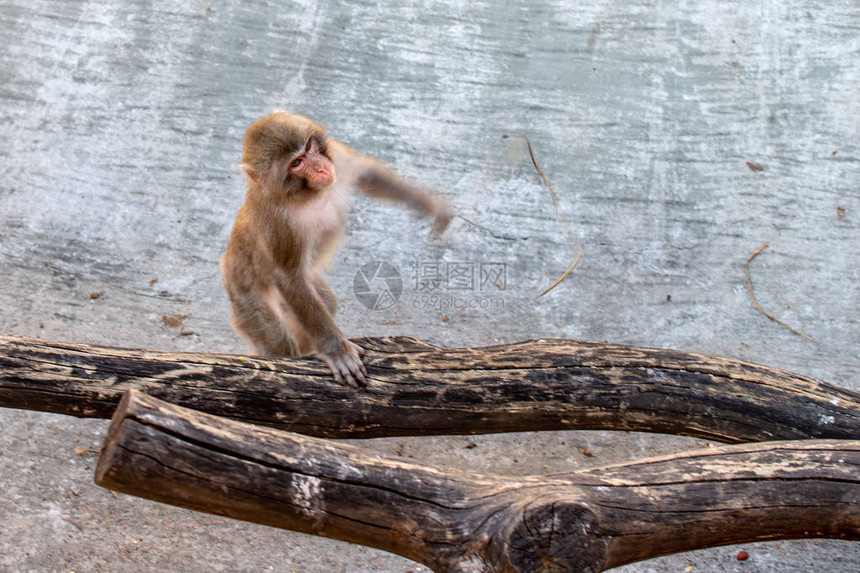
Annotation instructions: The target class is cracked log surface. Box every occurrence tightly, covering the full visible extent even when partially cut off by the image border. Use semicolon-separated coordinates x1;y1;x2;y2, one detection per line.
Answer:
97;391;860;573
2;333;858;443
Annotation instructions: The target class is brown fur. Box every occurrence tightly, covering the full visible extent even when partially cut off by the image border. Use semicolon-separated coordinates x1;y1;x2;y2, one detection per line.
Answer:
221;111;452;387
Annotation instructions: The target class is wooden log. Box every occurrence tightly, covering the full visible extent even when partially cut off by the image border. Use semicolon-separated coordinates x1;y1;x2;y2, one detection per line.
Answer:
97;390;860;573
1;333;858;443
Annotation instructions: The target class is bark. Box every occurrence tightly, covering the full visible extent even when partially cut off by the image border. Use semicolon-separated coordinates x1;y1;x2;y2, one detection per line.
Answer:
2;333;858;443
97;390;860;573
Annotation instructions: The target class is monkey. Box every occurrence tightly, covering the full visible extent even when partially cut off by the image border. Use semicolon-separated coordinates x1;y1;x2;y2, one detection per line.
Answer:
220;111;453;388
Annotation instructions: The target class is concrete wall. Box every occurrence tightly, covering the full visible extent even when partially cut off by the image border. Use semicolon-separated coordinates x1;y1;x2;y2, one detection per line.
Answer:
1;1;857;571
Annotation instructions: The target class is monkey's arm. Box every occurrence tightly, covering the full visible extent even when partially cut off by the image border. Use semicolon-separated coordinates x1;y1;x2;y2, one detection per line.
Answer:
331;141;453;233
273;268;367;388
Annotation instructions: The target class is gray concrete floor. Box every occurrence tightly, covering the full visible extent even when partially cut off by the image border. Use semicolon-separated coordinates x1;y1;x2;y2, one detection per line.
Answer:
1;1;857;571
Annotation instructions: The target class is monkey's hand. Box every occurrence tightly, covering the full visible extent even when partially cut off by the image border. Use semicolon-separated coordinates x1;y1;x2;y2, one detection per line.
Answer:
431;200;454;234
317;339;367;388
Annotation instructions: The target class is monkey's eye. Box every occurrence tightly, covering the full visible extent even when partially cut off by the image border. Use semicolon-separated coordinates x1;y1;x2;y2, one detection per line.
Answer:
290;157;303;169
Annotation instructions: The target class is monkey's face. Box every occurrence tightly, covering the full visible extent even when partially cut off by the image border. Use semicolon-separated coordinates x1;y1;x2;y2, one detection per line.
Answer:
242;112;336;199
285;134;335;192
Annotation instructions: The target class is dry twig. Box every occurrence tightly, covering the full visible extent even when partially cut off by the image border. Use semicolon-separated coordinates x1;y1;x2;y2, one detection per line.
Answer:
525;137;583;297
536;246;583;299
744;243;815;343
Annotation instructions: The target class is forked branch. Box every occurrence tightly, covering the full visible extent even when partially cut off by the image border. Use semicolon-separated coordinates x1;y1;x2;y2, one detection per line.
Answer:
96;391;860;573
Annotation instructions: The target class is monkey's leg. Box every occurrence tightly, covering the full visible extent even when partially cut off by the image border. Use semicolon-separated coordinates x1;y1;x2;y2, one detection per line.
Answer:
312;274;338;316
229;292;301;357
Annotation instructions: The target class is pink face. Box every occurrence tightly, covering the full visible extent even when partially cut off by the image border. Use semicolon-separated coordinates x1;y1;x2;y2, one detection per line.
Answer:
289;137;335;189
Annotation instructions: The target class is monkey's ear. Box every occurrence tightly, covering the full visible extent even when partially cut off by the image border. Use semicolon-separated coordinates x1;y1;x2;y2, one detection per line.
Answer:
239;163;259;182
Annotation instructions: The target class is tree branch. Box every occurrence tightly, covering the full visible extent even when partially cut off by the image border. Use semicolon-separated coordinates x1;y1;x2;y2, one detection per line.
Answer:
96;391;860;572
1;333;857;443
